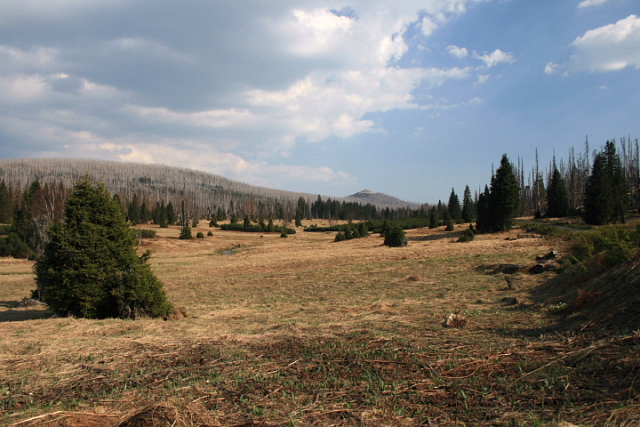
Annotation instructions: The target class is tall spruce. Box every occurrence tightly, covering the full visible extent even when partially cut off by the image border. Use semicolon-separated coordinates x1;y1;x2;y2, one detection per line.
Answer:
476;186;491;233
488;154;520;231
461;185;474;223
447;188;462;221
127;194;141;225
604;140;629;223
546;168;570;218
584;153;614;225
35;177;172;319
583;142;629;225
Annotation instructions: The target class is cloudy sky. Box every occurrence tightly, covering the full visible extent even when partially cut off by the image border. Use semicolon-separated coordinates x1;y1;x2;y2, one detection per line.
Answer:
1;0;639;203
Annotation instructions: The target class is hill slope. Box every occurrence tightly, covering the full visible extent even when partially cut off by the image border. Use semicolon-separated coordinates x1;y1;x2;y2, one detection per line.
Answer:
0;158;419;212
349;189;421;209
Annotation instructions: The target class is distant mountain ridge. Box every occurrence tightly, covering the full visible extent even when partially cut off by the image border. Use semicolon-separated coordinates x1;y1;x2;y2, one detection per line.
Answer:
348;189;420;209
0;158;420;210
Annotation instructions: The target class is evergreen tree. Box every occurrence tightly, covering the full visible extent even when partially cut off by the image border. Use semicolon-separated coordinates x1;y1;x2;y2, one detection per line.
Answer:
139;200;150;224
384;225;407;247
447;188;461;221
127;194;141;225
488;154;520;231
166;202;177;225
358;222;368;237
584;153;615;225
13;180;41;239
0;181;12;224
461;185;474;223
443;210;455;231
153;202;169;228
429;207;439;229
475;186;491;233
604;140;629;223
34;177;172;319
546;168;569;218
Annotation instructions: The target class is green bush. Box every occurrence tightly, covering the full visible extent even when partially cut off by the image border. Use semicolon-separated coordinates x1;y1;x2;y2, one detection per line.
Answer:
280;231;288;238
0;224;11;236
207;231;213;236
334;231;346;242
0;233;32;258
196;232;204;238
139;229;157;238
34;177;172;319
457;227;475;243
384;226;407;247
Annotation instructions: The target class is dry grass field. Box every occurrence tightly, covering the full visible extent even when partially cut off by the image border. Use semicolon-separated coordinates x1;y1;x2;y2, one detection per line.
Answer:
1;221;639;426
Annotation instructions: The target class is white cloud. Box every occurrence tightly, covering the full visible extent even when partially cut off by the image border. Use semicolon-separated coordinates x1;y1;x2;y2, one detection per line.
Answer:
472;49;515;68
421;16;439;36
0;0;493;191
127;106;263;129
476;74;489;84
577;0;609;8
0;45;59;71
569;15;640;72
447;45;468;58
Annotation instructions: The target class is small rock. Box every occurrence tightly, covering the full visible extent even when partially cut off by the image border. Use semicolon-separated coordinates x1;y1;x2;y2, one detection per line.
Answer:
529;264;546;274
443;313;468;328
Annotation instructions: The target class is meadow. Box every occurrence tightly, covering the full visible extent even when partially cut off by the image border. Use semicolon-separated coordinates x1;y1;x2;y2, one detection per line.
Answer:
0;221;638;426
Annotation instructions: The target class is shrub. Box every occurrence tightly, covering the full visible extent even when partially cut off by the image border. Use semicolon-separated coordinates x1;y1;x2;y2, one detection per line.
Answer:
0;233;32;258
0;224;11;236
384;226;407;247
34;177;172;319
457;227;475;243
334;231;346;242
207;231;213;236
280;232;288;238
196;232;204;238
139;229;156;238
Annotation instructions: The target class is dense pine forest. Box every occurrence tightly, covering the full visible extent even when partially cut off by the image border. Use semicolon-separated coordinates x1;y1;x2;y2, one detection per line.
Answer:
0;136;638;257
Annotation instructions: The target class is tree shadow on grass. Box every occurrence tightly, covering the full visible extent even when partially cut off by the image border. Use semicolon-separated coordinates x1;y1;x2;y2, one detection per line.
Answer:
0;301;54;322
407;231;461;242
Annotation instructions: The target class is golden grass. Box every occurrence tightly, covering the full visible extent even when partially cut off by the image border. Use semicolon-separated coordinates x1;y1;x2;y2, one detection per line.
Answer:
1;223;638;426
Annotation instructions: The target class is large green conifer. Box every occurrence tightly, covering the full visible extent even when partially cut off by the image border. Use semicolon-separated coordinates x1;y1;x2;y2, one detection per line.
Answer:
447;188;461;221
461;185;474;223
488;155;520;231
35;177;172;319
584;153;614;225
546;168;569;218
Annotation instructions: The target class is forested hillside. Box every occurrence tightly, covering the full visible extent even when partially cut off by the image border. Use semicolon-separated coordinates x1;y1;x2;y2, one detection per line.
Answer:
0;158;418;220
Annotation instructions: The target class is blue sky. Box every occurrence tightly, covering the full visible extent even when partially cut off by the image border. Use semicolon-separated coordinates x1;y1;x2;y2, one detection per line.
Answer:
0;0;638;203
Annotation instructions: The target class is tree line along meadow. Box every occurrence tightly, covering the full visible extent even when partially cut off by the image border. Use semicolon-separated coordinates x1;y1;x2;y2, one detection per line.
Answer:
0;137;637;318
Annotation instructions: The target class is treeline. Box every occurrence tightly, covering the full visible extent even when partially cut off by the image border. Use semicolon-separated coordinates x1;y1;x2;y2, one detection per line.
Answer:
473;139;635;232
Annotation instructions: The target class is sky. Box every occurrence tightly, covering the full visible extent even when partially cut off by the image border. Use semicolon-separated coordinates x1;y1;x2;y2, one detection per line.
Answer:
1;0;639;204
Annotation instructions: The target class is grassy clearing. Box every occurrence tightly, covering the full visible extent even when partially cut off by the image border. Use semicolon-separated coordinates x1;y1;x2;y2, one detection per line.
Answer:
0;221;638;426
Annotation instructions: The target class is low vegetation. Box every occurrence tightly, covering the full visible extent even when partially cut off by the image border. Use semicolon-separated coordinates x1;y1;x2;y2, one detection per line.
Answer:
1;216;639;426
